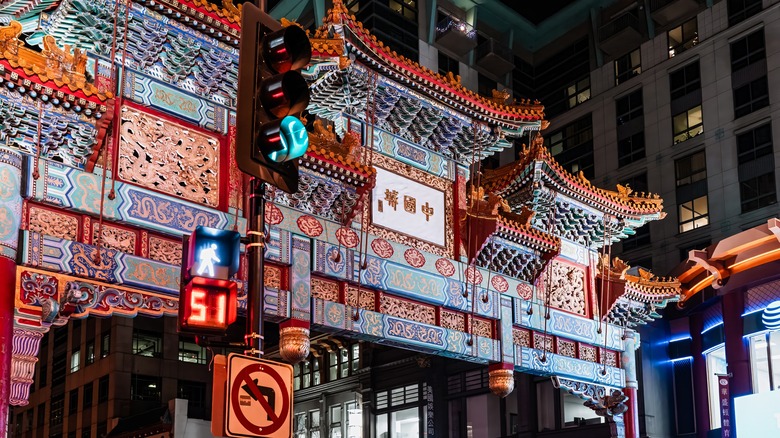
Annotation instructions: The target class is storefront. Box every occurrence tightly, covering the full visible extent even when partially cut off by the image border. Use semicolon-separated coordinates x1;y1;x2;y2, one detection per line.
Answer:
669;218;780;438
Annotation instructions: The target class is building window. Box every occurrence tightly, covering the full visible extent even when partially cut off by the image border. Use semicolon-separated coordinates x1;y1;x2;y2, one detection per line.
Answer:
673;105;703;144
678;196;709;233
727;0;762;26
622;224;650;251
566;76;591;109
98;375;109;403
83;382;93;408
615;49;641;85
545;115;594;178
749;331;780;393
562;391;603;427
620;173;648;194
730;29;765;72
676;151;707;187
618;132;645;167
615;89;643;125
737;124;776;212
737;123;773;164
37;403;45;426
376;384;422;438
52;351;66;386
706;346;728;429
100;331;110;358
85;341;94;366
70;350;80;373
438;52;459;77
132;330;162;357
131;374;162;402
668;18;698;58
68;389;78;416
740;172;776;212
51;395;64;428
670;61;700;101
294;357;321;390
477;73;497;97
177;381;207;410
179;339;207;364
389;0;416;21
39;364;47;388
733;76;769;119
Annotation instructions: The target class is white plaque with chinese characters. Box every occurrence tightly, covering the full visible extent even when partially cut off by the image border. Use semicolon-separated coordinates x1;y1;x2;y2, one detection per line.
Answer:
371;167;446;247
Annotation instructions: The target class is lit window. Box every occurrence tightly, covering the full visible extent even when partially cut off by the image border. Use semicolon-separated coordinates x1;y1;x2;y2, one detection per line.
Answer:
132;330;162;357
70;350;80;373
178;340;207;364
668;18;698;58
706;346;727;429
748;331;780;394
85;341;95;366
673;105;703;144
566;77;591;109
131;374;161;402
615;49;641;85
100;332;110;358
678;195;709;233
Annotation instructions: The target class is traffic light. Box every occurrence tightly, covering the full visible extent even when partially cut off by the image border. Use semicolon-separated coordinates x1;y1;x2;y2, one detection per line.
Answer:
178;226;241;335
236;3;312;193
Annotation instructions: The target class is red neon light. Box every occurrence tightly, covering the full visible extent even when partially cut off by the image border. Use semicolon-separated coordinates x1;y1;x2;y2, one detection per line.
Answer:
179;277;237;334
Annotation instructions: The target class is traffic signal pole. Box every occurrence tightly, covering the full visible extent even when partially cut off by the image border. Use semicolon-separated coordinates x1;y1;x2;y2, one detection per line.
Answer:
245;178;266;358
237;0;311;360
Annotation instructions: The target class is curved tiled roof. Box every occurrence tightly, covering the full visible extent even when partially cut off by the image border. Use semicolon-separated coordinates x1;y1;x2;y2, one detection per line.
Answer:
0;21;112;101
310;0;545;127
482;134;665;217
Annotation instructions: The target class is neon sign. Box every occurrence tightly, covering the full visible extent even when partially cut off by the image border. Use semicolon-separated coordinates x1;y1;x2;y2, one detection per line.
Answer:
762;300;780;330
179;277;237;334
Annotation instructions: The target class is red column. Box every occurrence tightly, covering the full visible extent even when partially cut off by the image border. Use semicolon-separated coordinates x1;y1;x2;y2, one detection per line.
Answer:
723;292;750;396
690;313;710;438
0;256;17;436
623;387;639;438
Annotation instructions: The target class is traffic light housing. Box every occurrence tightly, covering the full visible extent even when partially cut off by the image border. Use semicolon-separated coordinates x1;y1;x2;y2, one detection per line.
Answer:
236;3;312;193
178;226;241;335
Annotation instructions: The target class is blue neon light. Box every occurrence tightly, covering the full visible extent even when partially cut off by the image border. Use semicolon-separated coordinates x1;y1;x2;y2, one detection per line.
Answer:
701;321;723;334
268;116;309;163
762;301;780;330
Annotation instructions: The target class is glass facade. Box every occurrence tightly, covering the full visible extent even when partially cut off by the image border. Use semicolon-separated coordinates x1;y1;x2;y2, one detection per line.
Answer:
706;346;728;429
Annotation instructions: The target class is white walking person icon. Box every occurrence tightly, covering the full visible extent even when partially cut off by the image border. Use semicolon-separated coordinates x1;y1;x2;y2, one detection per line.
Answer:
197;243;221;277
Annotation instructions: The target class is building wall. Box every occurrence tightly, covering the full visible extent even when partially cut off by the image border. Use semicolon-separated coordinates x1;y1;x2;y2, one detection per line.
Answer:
545;2;780;275
10;316;212;438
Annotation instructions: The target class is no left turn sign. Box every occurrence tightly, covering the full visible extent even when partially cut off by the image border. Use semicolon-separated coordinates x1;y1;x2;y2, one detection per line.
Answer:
225;353;294;438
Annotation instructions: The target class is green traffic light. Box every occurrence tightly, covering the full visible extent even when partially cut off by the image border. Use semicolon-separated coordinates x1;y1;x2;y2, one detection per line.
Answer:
266;115;309;163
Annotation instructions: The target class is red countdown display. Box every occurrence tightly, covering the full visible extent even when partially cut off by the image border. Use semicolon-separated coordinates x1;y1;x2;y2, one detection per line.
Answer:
178;276;238;334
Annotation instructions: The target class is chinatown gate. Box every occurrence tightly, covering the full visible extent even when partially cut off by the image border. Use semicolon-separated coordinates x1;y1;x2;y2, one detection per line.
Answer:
0;0;680;437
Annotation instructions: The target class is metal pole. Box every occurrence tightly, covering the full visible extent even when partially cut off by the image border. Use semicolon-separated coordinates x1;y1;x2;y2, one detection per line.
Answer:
246;178;266;357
